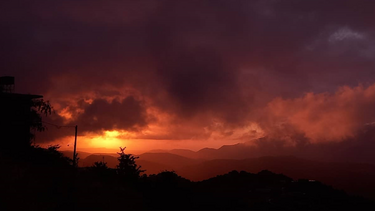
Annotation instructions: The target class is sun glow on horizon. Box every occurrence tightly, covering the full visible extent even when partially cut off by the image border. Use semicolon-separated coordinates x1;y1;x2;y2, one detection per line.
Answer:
88;130;129;149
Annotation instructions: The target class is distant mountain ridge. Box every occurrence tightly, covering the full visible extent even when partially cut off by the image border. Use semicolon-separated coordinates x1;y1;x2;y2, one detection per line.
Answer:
62;127;375;199
146;126;375;164
178;156;375;198
77;150;375;199
62;125;375;164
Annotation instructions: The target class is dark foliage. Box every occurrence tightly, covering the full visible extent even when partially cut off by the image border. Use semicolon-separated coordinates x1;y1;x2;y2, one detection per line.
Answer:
0;145;74;210
30;99;53;132
116;147;145;183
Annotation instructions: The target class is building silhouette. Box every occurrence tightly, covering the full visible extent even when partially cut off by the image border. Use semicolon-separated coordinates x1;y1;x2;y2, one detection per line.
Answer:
0;76;42;152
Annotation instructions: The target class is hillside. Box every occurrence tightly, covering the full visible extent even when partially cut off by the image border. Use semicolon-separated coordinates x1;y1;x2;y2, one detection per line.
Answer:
79;152;201;174
77;151;375;199
147;128;375;165
177;156;375;199
138;152;202;169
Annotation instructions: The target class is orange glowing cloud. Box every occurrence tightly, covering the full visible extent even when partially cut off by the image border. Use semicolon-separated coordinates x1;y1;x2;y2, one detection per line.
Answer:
262;84;375;143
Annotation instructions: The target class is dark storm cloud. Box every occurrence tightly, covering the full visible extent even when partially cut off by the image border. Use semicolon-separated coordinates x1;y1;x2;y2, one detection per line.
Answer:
155;48;248;121
77;96;147;132
1;0;375;143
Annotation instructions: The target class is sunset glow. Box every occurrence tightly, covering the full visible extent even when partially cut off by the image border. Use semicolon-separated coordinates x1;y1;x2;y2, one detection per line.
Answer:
1;0;373;161
2;0;375;205
3;1;375;209
89;130;125;149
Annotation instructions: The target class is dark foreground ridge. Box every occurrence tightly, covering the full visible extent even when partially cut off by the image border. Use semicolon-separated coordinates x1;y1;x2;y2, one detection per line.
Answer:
1;146;374;211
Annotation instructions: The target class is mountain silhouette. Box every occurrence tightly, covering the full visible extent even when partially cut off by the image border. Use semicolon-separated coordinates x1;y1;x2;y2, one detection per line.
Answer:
80;154;118;168
177;156;375;199
75;150;375;199
138;152;202;169
141;126;375;166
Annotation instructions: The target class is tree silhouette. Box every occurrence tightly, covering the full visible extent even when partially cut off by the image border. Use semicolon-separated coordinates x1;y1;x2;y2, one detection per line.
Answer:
27;99;54;148
116;147;144;182
89;161;114;182
30;99;53;132
92;161;108;169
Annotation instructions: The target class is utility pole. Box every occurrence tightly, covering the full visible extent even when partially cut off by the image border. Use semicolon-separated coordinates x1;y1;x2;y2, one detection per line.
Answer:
41;121;78;167
73;125;78;167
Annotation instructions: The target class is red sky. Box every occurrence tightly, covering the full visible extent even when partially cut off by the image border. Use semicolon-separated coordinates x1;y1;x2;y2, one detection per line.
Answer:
1;0;375;156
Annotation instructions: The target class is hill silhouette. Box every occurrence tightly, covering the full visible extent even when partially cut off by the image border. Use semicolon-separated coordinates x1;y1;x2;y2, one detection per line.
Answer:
138;152;202;169
2;145;375;210
79;152;201;169
79;154;173;174
143;127;375;166
80;154;118;167
61;151;118;160
192;170;374;211
75;150;375;199
178;156;375;199
79;152;201;174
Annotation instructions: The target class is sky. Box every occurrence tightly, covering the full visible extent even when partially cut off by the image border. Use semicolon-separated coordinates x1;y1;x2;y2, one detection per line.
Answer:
1;0;375;154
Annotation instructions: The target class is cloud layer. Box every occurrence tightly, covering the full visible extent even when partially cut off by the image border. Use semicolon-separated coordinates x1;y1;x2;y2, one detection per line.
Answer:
261;84;375;143
1;0;375;153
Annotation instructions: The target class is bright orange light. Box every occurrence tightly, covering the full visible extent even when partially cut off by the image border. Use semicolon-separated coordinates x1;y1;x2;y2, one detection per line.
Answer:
89;130;126;149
